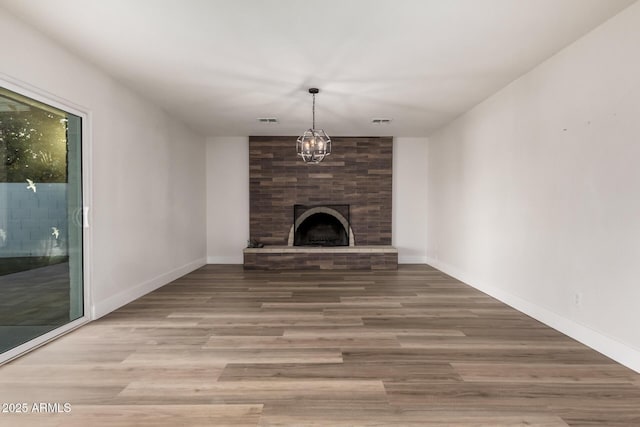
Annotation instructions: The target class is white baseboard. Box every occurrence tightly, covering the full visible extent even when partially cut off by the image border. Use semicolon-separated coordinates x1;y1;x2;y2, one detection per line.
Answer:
425;257;640;374
399;256;428;264
207;255;243;264
91;257;206;319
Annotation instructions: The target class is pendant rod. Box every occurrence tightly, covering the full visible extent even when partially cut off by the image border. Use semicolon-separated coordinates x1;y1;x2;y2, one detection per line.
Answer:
309;87;319;130
312;92;316;129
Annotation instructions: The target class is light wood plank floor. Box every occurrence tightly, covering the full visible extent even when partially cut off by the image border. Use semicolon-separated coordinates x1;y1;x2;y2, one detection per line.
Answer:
1;264;639;426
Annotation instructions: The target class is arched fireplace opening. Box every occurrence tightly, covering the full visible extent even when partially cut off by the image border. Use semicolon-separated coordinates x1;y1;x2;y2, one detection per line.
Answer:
295;213;348;246
292;204;352;247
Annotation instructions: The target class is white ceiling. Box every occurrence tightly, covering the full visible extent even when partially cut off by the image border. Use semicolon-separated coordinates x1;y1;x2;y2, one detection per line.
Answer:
0;0;635;137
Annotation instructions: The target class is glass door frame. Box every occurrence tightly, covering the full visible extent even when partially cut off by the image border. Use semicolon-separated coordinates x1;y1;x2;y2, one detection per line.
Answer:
0;75;93;365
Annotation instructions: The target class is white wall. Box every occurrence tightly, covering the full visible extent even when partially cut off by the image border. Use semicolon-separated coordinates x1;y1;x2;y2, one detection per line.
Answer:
205;137;429;263
393;137;428;263
0;9;207;318
206;137;249;263
426;2;640;372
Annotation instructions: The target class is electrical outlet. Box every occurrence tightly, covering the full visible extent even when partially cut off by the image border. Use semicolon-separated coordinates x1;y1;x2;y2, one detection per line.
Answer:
574;292;583;307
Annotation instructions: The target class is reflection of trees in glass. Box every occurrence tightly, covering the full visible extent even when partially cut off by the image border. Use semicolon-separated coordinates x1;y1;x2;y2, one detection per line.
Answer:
0;103;68;183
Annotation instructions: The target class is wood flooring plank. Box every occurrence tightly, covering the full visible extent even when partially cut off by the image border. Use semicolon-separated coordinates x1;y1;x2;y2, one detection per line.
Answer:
398;336;586;350
0;364;223;385
342;348;615;364
383;381;640;411
282;326;465;337
209;327;285;336
259;411;569;427
218;362;461;382
258;401;569;426
203;336;401;349
0;383;126;405
261;302;404;309
451;362;638;384
197;316;365;327
121;349;343;366
322;307;480;318
119;380;387;404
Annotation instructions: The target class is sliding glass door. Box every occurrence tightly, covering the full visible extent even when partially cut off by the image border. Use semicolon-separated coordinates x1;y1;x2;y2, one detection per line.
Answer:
0;85;85;360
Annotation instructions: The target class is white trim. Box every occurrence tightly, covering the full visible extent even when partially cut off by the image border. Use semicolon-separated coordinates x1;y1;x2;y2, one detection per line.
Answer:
92;258;206;319
207;255;243;264
425;257;640;374
0;73;89;116
398;256;428;264
81;98;94;322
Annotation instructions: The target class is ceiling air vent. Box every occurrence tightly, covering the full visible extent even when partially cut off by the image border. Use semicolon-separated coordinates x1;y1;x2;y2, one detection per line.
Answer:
371;118;392;124
257;117;278;123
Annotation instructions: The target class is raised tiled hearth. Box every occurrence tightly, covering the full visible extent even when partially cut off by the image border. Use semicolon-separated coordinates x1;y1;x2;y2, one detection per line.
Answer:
243;246;398;270
247;136;396;270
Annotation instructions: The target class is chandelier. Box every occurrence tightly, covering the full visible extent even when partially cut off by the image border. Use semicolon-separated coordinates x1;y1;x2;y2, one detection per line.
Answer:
297;88;331;163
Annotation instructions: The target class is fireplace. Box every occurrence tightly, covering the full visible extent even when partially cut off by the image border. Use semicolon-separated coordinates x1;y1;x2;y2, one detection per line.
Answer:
245;136;397;270
292;204;352;247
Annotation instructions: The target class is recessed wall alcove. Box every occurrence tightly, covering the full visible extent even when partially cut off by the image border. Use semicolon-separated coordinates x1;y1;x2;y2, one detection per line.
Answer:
244;136;397;270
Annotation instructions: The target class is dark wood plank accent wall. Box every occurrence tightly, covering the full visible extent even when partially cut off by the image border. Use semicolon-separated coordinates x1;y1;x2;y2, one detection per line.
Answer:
249;136;393;245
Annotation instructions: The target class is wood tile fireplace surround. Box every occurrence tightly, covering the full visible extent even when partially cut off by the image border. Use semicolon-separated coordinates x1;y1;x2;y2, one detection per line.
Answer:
244;136;397;270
